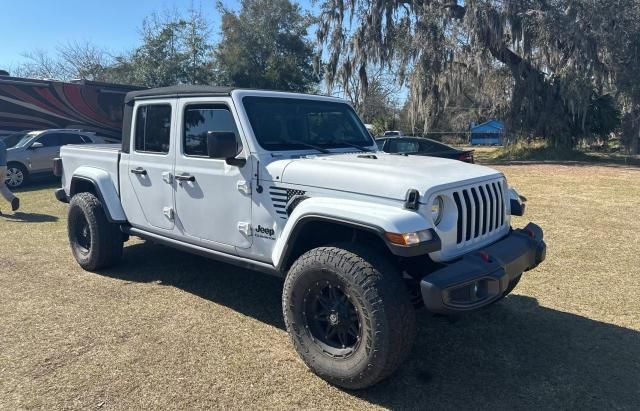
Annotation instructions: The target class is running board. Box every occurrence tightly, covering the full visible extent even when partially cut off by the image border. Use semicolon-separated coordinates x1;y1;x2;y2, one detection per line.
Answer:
122;226;282;277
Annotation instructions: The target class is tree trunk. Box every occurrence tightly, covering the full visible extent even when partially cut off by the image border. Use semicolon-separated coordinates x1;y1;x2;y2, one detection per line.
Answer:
633;119;639;155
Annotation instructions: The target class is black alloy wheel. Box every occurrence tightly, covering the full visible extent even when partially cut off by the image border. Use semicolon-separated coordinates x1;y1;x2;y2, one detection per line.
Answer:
303;279;361;358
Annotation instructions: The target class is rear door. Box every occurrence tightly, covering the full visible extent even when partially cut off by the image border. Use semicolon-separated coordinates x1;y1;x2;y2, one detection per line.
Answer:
124;101;176;231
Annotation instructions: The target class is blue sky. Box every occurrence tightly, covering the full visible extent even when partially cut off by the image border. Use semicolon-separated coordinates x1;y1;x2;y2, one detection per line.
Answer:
0;0;405;102
0;0;311;69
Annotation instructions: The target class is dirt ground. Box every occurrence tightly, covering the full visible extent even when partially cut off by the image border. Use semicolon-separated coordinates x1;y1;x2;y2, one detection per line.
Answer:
1;164;639;410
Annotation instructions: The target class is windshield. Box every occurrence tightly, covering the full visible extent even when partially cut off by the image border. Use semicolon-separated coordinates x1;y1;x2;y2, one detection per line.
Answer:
242;97;375;151
15;131;40;148
1;132;30;148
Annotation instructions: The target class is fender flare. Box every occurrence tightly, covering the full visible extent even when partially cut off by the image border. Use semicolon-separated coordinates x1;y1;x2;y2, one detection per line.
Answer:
272;197;439;270
69;167;126;223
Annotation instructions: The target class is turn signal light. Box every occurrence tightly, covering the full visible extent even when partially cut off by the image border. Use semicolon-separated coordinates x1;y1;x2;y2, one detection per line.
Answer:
385;229;433;246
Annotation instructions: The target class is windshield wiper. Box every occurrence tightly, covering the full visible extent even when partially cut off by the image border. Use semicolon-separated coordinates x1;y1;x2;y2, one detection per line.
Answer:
335;141;374;152
274;139;330;154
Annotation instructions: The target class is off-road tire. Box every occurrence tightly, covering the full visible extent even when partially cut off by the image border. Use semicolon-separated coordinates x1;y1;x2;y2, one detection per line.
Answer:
282;244;416;390
504;274;522;296
490;275;522;306
68;192;123;271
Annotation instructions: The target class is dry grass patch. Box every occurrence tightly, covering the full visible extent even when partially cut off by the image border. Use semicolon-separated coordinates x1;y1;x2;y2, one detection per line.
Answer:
1;167;639;409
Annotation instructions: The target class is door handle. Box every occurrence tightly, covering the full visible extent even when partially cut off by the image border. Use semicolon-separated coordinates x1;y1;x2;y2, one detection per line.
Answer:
175;174;196;182
131;167;147;175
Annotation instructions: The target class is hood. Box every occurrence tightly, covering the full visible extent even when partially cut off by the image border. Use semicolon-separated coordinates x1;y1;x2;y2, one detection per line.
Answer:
276;152;502;201
6;146;25;156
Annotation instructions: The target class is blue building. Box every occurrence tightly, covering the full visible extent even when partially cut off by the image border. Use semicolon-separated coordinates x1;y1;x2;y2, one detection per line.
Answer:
470;119;504;145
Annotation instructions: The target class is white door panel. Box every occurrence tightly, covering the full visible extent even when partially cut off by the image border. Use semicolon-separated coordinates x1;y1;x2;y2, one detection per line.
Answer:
124;101;176;231
127;153;174;230
174;159;253;247
174;98;253;248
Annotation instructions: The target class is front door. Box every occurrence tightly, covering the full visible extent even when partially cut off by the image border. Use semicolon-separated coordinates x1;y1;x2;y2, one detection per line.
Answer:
125;102;176;231
29;133;62;172
173;98;253;249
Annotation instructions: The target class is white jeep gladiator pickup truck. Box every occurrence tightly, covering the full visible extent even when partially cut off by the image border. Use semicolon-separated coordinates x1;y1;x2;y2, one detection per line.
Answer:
54;86;546;389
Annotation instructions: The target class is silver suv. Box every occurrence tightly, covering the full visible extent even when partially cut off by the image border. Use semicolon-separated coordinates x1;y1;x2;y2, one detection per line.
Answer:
5;129;113;188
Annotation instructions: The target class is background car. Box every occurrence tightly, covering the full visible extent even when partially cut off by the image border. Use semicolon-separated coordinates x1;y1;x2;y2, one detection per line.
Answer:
383;130;402;137
1;130;34;149
5;129;116;188
376;136;475;163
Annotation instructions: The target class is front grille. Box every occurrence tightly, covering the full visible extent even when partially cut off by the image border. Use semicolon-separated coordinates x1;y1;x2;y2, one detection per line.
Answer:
452;181;506;244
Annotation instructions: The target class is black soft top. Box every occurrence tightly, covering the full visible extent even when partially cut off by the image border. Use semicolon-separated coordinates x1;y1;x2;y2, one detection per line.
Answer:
124;85;235;104
122;86;235;152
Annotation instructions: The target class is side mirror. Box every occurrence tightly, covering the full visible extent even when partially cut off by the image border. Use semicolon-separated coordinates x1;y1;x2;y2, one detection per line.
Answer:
206;131;245;166
29;142;44;150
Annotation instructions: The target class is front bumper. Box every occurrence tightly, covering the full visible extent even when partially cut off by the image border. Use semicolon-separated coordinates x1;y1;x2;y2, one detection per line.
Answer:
54;188;69;203
420;222;546;314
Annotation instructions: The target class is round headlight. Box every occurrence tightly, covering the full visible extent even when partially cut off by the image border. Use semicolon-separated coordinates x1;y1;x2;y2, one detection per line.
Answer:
431;196;444;226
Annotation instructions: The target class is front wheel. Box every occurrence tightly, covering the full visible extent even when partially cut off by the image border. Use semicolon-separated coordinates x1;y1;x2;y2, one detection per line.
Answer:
283;244;416;390
5;163;28;189
489;275;522;307
68;192;123;271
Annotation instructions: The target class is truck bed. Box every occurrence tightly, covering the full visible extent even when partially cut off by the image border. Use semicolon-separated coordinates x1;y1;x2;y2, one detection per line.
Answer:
59;144;121;196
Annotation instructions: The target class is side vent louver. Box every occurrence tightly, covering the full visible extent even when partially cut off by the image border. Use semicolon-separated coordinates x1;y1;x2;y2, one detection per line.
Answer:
269;186;307;220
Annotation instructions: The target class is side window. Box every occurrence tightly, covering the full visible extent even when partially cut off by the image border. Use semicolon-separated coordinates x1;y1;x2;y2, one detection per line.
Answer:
37;133;61;147
376;139;386;150
60;134;86;145
389;140;419;153
135;104;172;154
183;104;239;157
419;140;445;152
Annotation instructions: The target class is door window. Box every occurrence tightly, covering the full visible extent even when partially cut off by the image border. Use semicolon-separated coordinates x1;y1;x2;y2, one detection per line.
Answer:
60;134;86;145
134;105;172;154
388;139;419;153
37;133;61;147
418;140;450;152
183;104;239;157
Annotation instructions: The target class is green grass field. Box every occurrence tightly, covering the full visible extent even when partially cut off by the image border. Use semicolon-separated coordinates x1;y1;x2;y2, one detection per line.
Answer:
1;164;639;409
464;143;640;166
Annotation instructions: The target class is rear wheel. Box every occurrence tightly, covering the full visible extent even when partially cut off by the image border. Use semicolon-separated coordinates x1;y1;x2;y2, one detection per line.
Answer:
283;244;416;389
5;163;28;189
68;192;123;271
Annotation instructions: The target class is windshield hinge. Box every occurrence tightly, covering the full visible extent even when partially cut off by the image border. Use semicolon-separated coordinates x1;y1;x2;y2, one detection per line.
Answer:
404;189;420;210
